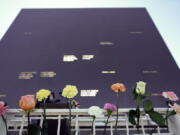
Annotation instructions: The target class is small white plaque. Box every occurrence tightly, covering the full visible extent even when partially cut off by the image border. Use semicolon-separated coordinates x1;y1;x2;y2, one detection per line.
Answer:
80;90;99;97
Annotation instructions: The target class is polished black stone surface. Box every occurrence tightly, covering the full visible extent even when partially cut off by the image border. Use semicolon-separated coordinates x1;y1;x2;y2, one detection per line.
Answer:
0;8;180;108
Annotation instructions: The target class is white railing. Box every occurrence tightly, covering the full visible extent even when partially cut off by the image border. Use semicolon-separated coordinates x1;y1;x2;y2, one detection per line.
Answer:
2;108;177;135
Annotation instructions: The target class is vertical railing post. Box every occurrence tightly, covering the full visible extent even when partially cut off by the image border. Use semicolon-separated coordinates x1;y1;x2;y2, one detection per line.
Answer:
110;120;113;135
93;118;96;135
141;116;145;135
19;114;25;135
75;114;79;135
39;115;43;135
57;115;61;135
125;114;129;135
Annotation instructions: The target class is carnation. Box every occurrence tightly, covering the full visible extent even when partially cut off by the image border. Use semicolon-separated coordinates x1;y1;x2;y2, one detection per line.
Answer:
162;91;179;101
104;103;117;112
36;89;51;102
88;106;103;117
0;101;7;115
111;83;126;93
62;85;78;99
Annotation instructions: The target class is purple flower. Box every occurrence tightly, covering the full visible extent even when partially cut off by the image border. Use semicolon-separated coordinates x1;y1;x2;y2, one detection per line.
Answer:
104;103;117;112
0;101;7;115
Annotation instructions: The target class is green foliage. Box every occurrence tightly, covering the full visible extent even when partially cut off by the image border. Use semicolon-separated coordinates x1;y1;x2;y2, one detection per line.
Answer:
143;100;166;126
143;100;153;112
166;110;177;119
129;110;137;125
147;111;166;126
130;83;177;130
131;88;168;127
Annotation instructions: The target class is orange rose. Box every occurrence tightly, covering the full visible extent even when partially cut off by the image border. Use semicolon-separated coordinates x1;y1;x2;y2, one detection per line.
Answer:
111;83;126;93
19;95;36;111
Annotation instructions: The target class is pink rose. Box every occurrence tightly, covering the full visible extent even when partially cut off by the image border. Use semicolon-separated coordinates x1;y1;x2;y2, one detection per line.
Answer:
104;103;117;112
0;101;7;115
162;91;179;101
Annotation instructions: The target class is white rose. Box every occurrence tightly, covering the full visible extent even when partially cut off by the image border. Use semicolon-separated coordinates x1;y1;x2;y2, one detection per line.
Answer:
88;106;103;117
136;81;146;95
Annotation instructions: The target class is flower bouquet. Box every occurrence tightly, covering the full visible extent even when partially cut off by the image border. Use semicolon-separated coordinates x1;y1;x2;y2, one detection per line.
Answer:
36;89;51;135
61;85;78;135
88;106;103;135
111;83;126;134
0;101;8;135
19;95;40;135
103;103;117;135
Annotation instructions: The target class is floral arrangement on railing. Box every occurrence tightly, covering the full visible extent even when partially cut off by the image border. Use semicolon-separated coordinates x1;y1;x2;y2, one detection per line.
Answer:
61;85;78;134
129;81;164;131
128;81;179;134
0;100;8;134
19;95;39;135
103;103;116;135
36;89;51;135
88;106;103;135
2;81;180;135
111;83;126;134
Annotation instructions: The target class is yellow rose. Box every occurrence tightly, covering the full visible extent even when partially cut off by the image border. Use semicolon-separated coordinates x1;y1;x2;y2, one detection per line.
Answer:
36;89;51;102
62;85;78;99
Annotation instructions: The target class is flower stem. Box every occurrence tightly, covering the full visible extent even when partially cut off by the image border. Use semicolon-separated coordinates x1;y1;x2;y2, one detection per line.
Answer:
104;114;110;135
136;107;140;132
43;100;46;120
69;99;72;134
115;91;119;135
27;111;30;135
165;101;170;132
136;95;141;132
151;93;162;96
91;116;95;135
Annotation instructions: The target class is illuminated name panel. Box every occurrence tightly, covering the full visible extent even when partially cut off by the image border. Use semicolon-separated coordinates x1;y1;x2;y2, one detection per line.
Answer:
18;71;56;79
142;70;158;74
99;41;114;46
63;55;78;62
18;72;37;79
40;72;56;78
82;55;94;60
101;71;116;74
129;31;144;34
80;90;99;97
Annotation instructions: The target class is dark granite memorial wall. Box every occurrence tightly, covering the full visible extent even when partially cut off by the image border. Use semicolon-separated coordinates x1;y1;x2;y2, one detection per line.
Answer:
0;8;180;108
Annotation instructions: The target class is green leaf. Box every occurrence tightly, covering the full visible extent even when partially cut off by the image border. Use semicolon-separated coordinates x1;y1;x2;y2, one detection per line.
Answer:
148;111;166;126
143;100;153;112
166;110;177;119
129;110;137;125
